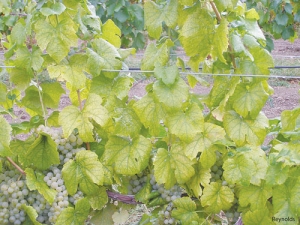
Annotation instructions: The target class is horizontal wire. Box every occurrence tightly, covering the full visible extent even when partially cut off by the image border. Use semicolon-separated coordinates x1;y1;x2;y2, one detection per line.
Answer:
103;69;300;79
0;66;299;79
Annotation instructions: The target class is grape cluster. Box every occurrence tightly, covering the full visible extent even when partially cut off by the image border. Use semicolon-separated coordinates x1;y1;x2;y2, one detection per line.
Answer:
158;202;175;225
127;173;148;195
0;125;90;225
210;151;223;182
0;169;34;225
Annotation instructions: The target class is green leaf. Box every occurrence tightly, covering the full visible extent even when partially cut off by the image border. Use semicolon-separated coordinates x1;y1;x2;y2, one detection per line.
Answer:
223;111;269;146
112;104;142;137
21;82;65;115
11;22;26;46
133;93;166;136
101;19;121;48
56;198;90;225
7;66;33;90
213;0;239;12
25;133;59;170
112;209;130;224
154;64;179;86
144;0;178;39
166;103;204;142
35;18;78;63
231;81;269;119
25;168;57;204
40;2;66;16
244;18;266;41
135;180;152;203
0;115;12;157
153;78;189;110
90;76;133;101
103;135;152;175
172;197;200;225
62;150;104;196
21;205;42;225
275;13;289;26
223;147;267;186
265;154;289;186
185;162;211;198
201;182;234;213
248;47;274;75
15;46;44;71
275;143;300;166
242;207;275;225
141;42;169;72
154;144;195;189
239;182;272;210
212;19;229;63
59;93;109;142
47;54;87;89
280;107;300;132
273;178;300;224
180;8;214;59
90;203;116;225
86;38;122;78
87;186;108;210
185;123;225;160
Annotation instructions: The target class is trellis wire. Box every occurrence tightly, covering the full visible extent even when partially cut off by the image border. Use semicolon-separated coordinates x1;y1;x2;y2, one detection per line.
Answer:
1;66;300;79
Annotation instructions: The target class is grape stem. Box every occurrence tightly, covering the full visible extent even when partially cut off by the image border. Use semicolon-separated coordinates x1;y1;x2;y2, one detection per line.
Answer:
6;157;26;176
106;190;141;204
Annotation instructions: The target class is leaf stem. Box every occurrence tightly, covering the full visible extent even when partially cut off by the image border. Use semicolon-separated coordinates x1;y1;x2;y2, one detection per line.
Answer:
35;73;48;126
6;157;26;176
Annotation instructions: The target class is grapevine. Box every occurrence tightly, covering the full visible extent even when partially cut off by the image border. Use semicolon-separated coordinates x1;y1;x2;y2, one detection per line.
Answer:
0;0;300;225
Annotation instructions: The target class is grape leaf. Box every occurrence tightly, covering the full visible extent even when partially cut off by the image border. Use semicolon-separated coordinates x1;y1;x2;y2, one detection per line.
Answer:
47;54;87;90
154;144;195;189
11;22;26;46
172;197;200;225
56;198;90;225
201;182;234;213
265;154;289;186
154;64;179;87
223;110;269;146
231;81;269;119
59;93;109;142
7;65;33;90
133;93;166;136
144;0;178;39
21;205;42;225
112;104;142;137
112;209;129;225
185;123;226;160
180;8;214;59
25;168;57;204
239;182;272;210
248;46;274;75
185;162;211;198
62;150;104;196
21;82;65;116
153;78;189;110
213;0;239;12
87;186;108;210
242;207;275;225
103;135;152;175
0;115;12;157
86;38;122;78
274;143;300;166
90;76;133;101
100;19;121;48
273;178;300;224
141;42;170;72
280;107;300;132
14;46;43;71
166;103;204;142
212;19;229;63
40;2;66;16
90;203;116;225
244;18;266;41
34;18;78;63
223;153;253;186
25;133;59;170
